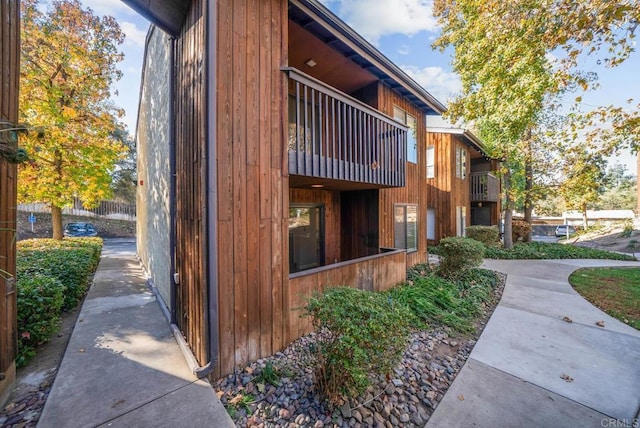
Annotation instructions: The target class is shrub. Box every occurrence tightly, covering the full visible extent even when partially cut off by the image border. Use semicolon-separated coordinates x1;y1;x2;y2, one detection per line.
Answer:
406;262;432;281
18;237;103;271
305;287;414;402
484;242;636;261
512;220;531;242
437;236;485;278
16;275;66;367
466;225;500;246
17;246;95;310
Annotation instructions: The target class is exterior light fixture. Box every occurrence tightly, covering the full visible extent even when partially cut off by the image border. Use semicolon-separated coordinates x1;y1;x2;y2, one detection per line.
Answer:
305;59;317;67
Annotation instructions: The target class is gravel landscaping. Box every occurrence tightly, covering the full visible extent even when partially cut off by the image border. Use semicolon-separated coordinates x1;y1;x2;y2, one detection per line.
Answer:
214;272;506;428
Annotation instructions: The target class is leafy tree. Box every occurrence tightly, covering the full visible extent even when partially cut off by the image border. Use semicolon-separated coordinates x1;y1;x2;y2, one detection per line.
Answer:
559;147;607;229
592;163;637;210
19;0;126;239
110;124;137;204
432;0;639;247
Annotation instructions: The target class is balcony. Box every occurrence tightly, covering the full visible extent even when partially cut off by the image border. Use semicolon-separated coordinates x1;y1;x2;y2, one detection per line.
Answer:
284;67;407;188
470;172;500;202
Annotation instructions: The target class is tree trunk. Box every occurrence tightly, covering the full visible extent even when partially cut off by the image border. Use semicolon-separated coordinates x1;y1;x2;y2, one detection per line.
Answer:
581;203;588;230
523;135;534;242
503;169;514;249
51;205;63;240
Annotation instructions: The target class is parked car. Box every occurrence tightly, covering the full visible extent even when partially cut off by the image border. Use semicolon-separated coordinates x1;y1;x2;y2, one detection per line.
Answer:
555;224;576;237
63;222;98;237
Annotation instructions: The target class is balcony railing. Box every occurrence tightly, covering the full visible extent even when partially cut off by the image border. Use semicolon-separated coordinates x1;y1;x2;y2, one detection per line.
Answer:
470;172;500;202
284;67;407;187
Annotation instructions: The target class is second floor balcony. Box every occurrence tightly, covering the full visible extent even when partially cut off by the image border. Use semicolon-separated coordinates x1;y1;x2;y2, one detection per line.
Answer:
284;67;407;188
470;171;500;202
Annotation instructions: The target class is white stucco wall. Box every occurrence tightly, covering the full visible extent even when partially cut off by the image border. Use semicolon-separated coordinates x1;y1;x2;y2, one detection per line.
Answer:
136;26;172;308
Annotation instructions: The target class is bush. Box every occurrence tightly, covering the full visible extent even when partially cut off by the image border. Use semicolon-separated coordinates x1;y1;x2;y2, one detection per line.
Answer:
16;275;66;367
18;237;103;271
484;241;636;261
437;236;485;278
512;220;531;242
305;287;414;402
466;225;500;246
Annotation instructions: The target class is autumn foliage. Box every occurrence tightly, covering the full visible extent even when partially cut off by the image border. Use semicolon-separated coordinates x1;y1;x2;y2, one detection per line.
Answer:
19;0;127;239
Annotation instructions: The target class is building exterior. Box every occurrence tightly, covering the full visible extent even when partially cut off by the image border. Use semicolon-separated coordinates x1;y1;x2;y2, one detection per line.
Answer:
0;0;20;406
132;0;492;379
425;116;501;243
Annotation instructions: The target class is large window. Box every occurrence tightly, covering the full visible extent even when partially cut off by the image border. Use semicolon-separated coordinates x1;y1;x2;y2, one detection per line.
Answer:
289;205;324;273
427;207;436;240
393;106;417;164
455;146;467;179
426;145;435;178
394;204;418;252
456;206;467;237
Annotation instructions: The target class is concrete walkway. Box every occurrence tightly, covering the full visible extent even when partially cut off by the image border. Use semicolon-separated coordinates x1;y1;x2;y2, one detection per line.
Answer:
427;258;640;428
38;238;233;428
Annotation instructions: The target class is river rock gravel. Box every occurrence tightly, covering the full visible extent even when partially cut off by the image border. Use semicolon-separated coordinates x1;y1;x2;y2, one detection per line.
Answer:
215;272;505;428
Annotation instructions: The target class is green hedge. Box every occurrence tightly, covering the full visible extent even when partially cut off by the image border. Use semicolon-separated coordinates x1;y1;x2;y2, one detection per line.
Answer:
437;236;485;278
18;237;103;271
466;225;500;246
17;247;94;310
16;275;66;367
484;242;636;260
305;287;414;402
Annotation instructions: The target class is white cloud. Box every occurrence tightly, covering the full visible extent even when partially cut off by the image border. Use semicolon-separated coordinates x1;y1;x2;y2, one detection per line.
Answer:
81;0;134;16
120;21;148;48
401;65;461;104
328;0;438;44
397;44;410;55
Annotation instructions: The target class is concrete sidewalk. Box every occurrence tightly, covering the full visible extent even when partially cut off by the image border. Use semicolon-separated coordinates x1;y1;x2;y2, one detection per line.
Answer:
38;238;233;428
427;258;640;428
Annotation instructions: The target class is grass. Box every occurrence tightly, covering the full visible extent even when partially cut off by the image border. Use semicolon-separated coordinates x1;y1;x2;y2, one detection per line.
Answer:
480;242;636;261
385;266;499;333
569;267;640;330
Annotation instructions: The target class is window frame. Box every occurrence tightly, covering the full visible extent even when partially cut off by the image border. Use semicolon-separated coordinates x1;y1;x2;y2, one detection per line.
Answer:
393;106;418;164
288;203;325;274
426;145;435;178
394;203;418;253
455;145;467;179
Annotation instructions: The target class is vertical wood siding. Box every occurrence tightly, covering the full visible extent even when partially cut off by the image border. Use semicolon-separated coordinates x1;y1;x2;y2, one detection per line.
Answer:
0;0;19;397
215;0;288;377
174;0;208;365
377;83;428;267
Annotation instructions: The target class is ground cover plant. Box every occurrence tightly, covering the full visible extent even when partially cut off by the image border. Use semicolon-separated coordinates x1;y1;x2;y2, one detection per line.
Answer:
569;267;640;330
15;237;103;366
482;242;636;260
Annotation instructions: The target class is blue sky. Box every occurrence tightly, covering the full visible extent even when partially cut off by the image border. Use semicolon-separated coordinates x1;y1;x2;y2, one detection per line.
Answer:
77;0;638;174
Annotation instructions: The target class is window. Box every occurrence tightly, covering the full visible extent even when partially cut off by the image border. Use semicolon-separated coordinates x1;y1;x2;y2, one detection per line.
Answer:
393;106;417;164
456;206;467;237
427;208;436;240
455;146;467;179
289;205;324;273
426;146;435;178
394;204;418;251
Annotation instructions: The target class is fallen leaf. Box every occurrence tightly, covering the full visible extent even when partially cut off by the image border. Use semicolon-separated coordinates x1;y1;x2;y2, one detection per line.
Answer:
560;373;573;382
562;316;573;323
215;390;224;399
457;394;465;401
79;348;86;353
257;383;265;393
229;394;244;405
595;320;605;327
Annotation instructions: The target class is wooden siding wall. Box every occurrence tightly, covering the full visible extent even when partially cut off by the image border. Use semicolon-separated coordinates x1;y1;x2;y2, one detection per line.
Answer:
215;0;288;378
426;132;455;242
290;188;341;264
287;249;406;341
452;138;470;227
175;0;208;366
377;83;428;267
0;0;19;400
